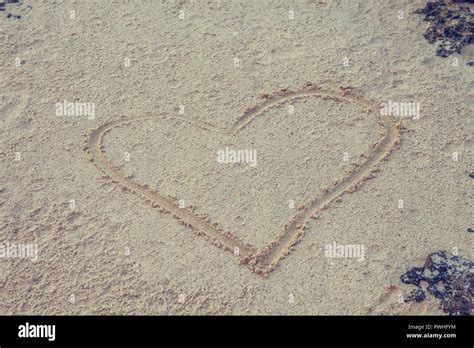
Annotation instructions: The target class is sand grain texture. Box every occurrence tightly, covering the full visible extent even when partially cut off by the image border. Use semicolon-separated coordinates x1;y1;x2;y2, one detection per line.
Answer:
0;0;472;315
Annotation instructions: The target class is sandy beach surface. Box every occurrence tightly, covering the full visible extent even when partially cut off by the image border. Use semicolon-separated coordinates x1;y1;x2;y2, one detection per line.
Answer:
1;0;472;315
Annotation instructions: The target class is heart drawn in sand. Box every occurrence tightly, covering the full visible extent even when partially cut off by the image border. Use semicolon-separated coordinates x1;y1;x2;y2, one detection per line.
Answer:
85;83;402;276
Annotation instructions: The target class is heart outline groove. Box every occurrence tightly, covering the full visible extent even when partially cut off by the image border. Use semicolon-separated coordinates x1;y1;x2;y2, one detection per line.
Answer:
84;83;402;277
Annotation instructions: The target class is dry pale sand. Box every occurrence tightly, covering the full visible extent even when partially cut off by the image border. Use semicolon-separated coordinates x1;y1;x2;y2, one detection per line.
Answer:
0;0;472;315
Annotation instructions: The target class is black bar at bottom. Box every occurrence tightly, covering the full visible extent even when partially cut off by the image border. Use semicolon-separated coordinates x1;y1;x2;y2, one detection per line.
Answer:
0;315;472;346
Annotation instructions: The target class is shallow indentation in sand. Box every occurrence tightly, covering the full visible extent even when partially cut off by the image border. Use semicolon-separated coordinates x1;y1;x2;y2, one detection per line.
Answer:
85;84;402;276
